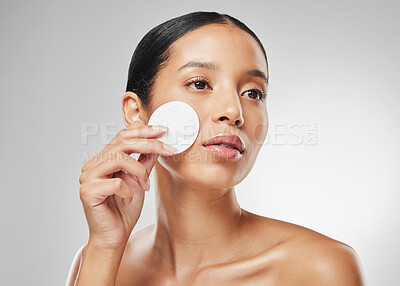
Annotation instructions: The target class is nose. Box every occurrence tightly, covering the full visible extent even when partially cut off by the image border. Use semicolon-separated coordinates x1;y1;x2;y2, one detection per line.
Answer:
211;89;244;128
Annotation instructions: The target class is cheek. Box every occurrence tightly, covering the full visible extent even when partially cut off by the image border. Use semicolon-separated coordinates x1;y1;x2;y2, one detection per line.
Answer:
149;85;198;118
148;84;183;111
245;109;268;147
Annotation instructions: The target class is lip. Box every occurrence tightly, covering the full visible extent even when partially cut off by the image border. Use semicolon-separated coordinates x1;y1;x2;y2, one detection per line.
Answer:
202;133;245;159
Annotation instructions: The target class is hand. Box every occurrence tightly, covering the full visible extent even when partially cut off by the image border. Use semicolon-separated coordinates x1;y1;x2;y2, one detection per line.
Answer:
78;120;177;250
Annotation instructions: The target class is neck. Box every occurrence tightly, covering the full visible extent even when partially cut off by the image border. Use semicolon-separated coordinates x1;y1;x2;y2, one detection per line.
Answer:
150;162;244;274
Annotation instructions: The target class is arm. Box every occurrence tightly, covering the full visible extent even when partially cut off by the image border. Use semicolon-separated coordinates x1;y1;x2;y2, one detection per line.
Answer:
66;244;84;286
66;242;127;286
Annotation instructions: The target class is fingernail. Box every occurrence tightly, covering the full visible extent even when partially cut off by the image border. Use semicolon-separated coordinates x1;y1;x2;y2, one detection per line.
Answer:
163;143;179;154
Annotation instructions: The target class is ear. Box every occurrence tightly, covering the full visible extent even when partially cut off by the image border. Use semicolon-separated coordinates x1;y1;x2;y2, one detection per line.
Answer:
121;91;147;127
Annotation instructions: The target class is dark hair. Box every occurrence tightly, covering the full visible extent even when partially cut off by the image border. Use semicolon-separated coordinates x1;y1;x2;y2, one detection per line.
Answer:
125;11;268;112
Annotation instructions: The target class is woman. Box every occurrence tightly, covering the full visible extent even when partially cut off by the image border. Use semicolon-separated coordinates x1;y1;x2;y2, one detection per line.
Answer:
67;11;365;285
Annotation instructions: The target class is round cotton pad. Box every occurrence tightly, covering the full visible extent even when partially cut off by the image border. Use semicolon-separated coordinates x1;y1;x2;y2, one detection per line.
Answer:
130;101;199;159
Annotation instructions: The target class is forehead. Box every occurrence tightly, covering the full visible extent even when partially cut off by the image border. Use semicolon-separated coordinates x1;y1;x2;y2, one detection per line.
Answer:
164;24;268;73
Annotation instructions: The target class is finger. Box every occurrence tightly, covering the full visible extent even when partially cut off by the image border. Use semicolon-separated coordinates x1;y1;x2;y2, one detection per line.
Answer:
80;152;150;191
113;169;142;192
108;124;168;148
138;153;160;175
111;137;178;157
81;125;167;173
113;170;144;206
114;171;146;211
80;178;134;208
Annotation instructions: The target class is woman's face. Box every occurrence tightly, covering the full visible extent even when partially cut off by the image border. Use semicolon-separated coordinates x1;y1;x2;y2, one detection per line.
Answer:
147;24;269;189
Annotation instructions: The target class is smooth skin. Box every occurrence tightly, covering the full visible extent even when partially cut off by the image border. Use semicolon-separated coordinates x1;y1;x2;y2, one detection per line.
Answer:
67;23;366;285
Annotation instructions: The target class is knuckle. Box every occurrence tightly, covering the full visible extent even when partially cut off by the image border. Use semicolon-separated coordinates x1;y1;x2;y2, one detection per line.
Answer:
112;178;124;189
78;173;85;185
117;128;128;142
79;184;88;201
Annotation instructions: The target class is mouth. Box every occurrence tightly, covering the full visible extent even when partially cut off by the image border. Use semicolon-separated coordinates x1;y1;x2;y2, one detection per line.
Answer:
202;133;245;159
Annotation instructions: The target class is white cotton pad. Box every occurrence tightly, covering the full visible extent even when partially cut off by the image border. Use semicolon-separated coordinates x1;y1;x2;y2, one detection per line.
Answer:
130;101;199;160
149;100;200;154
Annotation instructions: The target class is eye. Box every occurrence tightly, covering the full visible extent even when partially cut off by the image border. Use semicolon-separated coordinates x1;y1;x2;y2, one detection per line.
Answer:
185;76;211;90
242;89;267;101
185;77;267;101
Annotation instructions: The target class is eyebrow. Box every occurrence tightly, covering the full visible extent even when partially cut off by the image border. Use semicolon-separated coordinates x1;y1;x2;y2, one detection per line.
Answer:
177;61;268;84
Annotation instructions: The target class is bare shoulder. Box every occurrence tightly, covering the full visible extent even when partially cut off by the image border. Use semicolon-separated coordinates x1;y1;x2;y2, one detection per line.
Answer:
246;212;366;285
281;235;366;285
116;212;366;285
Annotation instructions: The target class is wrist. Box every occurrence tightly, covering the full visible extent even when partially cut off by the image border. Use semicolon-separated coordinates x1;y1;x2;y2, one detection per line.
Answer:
87;237;128;253
76;240;127;285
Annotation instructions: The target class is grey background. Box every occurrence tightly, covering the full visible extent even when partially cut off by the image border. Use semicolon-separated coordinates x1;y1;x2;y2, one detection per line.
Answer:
1;0;399;285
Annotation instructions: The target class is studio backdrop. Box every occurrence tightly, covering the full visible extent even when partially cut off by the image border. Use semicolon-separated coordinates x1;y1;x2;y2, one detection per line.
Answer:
0;0;399;285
